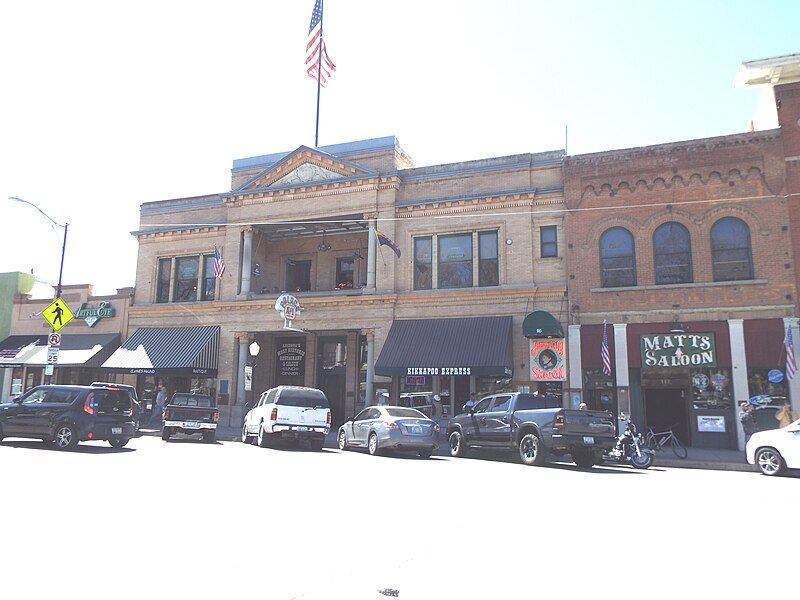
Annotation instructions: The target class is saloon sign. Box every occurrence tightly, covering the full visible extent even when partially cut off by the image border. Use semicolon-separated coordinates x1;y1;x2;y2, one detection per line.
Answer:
641;333;717;368
530;339;566;381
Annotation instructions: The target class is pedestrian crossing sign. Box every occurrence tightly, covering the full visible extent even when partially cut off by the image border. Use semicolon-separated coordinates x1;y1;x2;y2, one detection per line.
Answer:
42;297;75;331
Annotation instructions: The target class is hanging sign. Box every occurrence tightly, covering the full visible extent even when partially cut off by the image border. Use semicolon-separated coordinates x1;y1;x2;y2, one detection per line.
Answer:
530;339;566;381
275;294;303;330
641;333;716;368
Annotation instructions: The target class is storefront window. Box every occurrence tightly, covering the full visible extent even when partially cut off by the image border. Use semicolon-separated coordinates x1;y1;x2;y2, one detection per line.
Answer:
157;258;171;303
173;256;199;302
747;369;788;401
335;257;355;289
189;377;217;398
286;259;312;292
476;376;512;397
690;368;732;410
201;254;216;301
478;231;499;287
438;234;473;289
413;237;433;290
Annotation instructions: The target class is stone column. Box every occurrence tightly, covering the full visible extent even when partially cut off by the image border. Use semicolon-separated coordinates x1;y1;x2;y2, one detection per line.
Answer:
568;325;582;409
365;331;375;406
728;319;748;451
236;333;249;406
784;317;800;414
366;219;377;290
241;227;253;296
613;323;630;432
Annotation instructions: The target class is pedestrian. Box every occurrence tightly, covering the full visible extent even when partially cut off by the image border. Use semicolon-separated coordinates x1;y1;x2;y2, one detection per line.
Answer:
739;402;757;443
150;385;167;425
463;392;477;413
578;402;588;411
775;400;799;429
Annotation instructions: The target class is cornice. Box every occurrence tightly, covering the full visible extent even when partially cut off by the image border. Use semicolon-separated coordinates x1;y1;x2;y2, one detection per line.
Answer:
224;176;400;206
133;225;226;239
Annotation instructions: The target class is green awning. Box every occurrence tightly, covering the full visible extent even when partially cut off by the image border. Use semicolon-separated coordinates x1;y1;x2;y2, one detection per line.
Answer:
522;311;564;339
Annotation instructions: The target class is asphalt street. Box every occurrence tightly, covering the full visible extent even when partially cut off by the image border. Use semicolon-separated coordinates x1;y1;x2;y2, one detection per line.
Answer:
1;435;796;600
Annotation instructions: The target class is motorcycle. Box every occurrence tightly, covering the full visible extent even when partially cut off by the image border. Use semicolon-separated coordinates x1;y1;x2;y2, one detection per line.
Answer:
601;414;654;469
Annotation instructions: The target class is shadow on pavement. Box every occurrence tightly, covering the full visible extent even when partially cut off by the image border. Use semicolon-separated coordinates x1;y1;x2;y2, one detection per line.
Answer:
454;451;647;474
0;439;135;454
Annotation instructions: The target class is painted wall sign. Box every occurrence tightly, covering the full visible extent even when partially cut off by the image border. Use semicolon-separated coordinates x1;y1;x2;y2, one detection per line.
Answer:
641;333;716;368
74;301;116;327
406;367;472;376
530;339;566;381
276;339;306;378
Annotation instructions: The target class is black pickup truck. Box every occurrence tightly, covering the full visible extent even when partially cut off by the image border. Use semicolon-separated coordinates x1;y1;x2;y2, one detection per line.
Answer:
162;393;219;443
446;392;615;468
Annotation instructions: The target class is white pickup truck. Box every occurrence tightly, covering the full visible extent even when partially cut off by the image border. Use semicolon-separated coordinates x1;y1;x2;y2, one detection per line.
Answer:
242;386;331;451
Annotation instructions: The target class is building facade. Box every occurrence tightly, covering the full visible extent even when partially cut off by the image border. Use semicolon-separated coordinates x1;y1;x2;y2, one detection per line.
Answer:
104;138;570;426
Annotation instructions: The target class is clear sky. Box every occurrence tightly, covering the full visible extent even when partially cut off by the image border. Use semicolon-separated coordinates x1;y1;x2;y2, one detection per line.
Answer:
1;0;798;296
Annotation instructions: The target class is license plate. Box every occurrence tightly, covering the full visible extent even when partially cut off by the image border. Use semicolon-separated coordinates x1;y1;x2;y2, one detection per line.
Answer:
410;426;422;434
295;426;309;432
111;427;122;435
184;422;200;429
583;436;595;445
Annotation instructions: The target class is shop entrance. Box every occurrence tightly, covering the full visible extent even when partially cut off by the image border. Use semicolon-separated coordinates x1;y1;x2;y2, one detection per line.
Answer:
644;388;690;447
317;336;347;428
453;376;470;414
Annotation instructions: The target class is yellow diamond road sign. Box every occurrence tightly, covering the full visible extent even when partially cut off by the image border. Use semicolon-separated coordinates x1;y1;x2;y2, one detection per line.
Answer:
42;297;75;332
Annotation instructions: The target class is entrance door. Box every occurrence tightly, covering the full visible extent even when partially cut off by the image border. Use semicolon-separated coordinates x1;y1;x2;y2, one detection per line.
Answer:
317;336;347;428
453;376;470;415
644;388;690;447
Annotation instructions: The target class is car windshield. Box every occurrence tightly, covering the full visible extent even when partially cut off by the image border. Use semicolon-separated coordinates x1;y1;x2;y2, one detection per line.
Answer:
385;408;426;419
278;389;330;409
171;395;213;407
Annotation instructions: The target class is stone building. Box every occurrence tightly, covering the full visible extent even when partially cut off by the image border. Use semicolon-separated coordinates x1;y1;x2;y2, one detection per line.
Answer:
103;137;570;426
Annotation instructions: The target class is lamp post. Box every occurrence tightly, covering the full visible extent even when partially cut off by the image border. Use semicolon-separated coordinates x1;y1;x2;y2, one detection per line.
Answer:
247;340;260;409
8;197;69;299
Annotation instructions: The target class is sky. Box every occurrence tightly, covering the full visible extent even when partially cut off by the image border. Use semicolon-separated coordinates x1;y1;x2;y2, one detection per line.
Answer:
1;0;798;297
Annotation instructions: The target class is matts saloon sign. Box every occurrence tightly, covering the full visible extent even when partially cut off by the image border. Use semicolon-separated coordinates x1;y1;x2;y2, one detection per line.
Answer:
640;333;717;368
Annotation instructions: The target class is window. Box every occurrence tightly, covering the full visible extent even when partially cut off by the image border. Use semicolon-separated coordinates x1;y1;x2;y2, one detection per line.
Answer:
515;393;562;410
354;408;371;421
21;389;47;404
413;237;433;290
653;222;693;285
540;226;558;258
600;228;637;288
286;259;312;292
711;217;754;282
473;398;493;413
490;395;512;412
277;388;329;408
156;258;171;303
438;233;473;289
385;408;426;418
173;256;199;301
478;231;499;286
201;254;216;301
335;257;355;289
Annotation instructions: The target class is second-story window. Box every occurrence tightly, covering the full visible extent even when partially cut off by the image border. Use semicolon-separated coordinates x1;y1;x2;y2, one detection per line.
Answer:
414;237;433;290
174;256;199;302
336;257;355;289
286;259;312;292
540;225;558;258
600;227;637;288
478;231;499;286
438;233;473;289
653;222;693;285
156;258;171;303
201;254;216;301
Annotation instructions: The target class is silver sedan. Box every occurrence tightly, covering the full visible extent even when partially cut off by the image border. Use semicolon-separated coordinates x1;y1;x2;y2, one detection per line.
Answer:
337;406;440;458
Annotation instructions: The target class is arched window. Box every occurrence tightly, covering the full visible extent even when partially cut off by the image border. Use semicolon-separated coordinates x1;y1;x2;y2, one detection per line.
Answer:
653;222;693;285
711;217;754;281
600;227;637;288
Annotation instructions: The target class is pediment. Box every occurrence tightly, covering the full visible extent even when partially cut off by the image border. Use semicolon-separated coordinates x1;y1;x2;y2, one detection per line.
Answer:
237;146;374;192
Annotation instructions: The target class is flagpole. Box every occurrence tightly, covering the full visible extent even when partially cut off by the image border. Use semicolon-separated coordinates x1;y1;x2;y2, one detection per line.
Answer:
314;0;324;147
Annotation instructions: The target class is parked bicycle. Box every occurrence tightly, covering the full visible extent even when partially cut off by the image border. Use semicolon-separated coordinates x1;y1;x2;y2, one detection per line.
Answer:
643;425;688;459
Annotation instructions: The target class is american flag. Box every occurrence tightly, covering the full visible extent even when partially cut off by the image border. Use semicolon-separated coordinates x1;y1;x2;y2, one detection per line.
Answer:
306;0;336;84
785;325;797;380
601;321;612;377
213;245;225;279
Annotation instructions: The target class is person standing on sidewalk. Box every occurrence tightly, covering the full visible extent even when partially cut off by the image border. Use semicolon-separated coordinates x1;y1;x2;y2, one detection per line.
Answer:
150;385;167;426
775;401;799;429
739;402;756;443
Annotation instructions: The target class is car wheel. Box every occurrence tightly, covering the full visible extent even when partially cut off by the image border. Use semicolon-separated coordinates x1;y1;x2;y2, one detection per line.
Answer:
162;428;171;442
109;437;130;448
572;450;597;469
337;430;348;451
756;447;787;476
518;433;545;466
368;432;379;456
203;431;216;444
449;431;466;458
258;422;271;448
418;449;433;459
54;423;78;450
241;423;250;444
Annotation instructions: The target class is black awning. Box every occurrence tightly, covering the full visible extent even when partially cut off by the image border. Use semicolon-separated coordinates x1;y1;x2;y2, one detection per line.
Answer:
0;335;47;364
375;317;513;377
101;326;219;376
522;311;564;338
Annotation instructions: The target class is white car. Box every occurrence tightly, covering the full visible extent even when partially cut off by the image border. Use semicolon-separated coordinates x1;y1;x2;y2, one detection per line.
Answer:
746;418;800;476
242;386;330;451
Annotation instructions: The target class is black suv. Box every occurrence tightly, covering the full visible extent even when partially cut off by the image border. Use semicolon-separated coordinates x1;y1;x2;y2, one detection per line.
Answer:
0;385;136;449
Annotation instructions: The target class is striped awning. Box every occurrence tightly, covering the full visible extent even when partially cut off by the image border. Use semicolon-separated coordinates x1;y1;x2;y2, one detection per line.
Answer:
102;326;219;376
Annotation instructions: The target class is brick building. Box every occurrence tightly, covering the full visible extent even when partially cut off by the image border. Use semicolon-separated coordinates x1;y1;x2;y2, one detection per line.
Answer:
102;137;570;427
564;53;800;451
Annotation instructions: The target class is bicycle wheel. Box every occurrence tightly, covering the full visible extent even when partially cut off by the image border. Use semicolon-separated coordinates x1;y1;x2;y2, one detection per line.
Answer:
671;436;688;459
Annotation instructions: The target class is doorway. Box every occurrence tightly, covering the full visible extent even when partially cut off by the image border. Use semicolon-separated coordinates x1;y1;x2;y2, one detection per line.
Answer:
453;376;471;414
644;388;690;446
317;336;347;427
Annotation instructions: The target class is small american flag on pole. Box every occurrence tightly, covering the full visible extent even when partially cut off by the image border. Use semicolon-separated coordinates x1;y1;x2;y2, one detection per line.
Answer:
306;0;336;85
213;245;225;279
785;325;797;380
601;321;612;377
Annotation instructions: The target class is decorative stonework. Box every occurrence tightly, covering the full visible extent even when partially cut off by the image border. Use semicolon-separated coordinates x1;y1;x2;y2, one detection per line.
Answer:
268;163;346;188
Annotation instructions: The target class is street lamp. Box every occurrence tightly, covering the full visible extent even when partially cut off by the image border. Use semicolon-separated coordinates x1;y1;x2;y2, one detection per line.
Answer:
8;197;69;299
